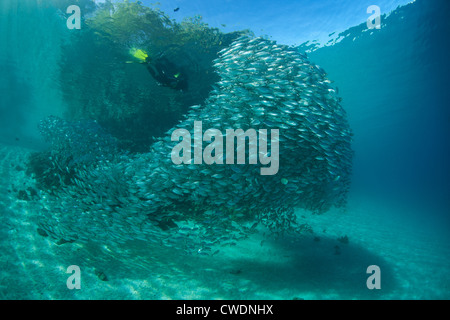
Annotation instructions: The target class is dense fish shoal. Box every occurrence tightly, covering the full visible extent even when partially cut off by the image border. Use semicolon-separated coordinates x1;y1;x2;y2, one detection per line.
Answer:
35;36;353;252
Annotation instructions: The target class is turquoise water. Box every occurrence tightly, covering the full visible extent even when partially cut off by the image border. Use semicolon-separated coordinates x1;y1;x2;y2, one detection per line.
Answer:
0;0;449;300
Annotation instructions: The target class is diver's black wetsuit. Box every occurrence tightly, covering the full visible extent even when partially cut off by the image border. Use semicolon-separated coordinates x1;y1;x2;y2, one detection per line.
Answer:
146;56;188;91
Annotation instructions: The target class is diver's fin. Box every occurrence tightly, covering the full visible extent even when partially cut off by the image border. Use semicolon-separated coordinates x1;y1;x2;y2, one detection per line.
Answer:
129;48;149;62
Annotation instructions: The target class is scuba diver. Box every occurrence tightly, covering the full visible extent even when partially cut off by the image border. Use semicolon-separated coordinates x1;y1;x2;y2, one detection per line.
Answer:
129;48;188;91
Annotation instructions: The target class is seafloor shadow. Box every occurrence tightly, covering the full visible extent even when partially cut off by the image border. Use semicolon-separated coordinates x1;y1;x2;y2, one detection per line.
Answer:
96;232;398;299
21;219;398;299
211;234;397;299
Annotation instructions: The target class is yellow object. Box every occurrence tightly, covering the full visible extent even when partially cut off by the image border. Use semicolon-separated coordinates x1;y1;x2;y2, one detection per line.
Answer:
129;48;148;62
174;72;180;79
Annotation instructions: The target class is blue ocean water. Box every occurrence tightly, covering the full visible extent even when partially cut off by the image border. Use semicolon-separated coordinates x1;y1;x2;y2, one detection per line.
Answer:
308;0;450;221
0;0;449;300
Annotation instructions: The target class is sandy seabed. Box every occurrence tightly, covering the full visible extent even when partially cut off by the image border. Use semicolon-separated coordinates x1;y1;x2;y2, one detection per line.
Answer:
1;143;449;300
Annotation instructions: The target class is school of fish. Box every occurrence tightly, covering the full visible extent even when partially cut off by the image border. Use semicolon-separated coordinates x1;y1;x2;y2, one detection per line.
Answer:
36;36;353;253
